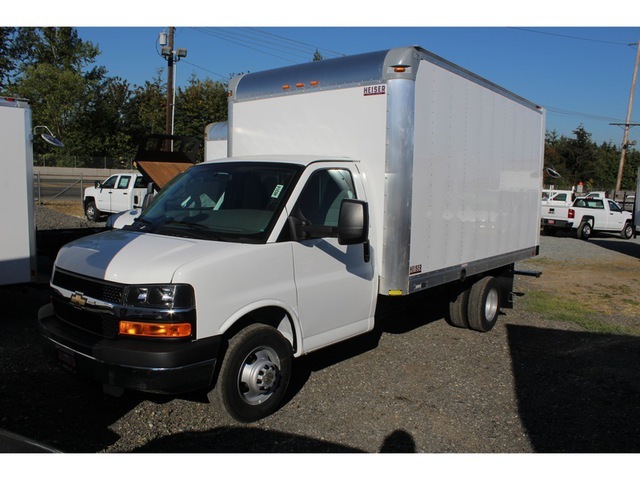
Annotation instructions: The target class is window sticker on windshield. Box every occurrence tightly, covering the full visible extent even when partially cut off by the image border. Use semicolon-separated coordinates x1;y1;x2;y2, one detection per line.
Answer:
271;185;284;198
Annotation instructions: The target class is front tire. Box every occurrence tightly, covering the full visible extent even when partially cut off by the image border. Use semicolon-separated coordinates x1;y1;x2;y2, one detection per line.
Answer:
211;324;292;423
85;201;101;222
621;222;633;239
468;277;500;332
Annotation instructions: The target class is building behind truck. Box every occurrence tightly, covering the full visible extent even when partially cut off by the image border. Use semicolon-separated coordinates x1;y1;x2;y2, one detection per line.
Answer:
37;46;545;422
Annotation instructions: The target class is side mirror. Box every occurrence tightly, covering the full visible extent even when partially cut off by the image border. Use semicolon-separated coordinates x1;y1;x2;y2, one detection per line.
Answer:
337;199;369;245
94;180;101;189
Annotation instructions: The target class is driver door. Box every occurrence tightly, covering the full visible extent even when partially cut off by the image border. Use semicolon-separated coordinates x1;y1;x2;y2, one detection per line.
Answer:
285;164;376;353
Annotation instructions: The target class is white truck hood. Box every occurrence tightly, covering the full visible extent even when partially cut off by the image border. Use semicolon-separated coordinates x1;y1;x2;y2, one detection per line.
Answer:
55;229;237;284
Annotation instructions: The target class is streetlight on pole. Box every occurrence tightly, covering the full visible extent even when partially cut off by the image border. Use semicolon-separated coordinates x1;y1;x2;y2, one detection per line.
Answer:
159;28;187;143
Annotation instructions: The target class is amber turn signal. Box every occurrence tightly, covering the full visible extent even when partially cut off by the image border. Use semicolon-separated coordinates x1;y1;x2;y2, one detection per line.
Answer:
119;321;192;338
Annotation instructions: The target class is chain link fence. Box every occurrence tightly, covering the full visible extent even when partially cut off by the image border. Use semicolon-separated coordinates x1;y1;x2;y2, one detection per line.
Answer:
34;155;134;170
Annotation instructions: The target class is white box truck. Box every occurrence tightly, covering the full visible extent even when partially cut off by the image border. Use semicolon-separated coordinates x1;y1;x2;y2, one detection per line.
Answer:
0;97;37;285
37;46;545;422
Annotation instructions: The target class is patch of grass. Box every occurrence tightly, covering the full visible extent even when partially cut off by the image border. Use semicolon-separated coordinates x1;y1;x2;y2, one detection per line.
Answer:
521;290;636;336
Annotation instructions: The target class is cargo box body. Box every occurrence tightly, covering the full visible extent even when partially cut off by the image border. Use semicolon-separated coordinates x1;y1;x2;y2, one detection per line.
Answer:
228;46;544;295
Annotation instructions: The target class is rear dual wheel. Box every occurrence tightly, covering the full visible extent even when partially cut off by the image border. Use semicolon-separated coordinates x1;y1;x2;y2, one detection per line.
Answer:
448;276;501;333
467;277;500;332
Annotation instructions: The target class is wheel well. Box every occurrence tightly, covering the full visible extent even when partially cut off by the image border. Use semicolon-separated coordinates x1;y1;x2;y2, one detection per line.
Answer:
223;307;297;353
84;197;95;207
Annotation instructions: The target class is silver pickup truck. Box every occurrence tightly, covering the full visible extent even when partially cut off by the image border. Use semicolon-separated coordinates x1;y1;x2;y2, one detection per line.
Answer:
541;197;633;240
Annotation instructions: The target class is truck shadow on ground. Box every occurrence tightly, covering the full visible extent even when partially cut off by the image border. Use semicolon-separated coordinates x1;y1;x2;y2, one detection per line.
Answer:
132;427;416;453
507;324;640;452
588;237;640;259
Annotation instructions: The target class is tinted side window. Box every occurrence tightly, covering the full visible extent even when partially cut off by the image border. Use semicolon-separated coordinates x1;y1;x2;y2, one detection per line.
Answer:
102;176;117;189
296;169;356;228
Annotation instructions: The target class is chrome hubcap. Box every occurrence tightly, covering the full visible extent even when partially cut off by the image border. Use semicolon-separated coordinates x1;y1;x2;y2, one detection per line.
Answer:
238;347;281;405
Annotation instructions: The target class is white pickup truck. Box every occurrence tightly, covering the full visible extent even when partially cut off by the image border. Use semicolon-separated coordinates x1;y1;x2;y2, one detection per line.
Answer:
541;197;633;239
83;173;149;221
84;135;200;222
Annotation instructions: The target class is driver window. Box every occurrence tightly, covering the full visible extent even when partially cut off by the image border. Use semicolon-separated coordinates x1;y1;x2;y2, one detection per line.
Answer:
102;176;117;189
296;169;356;227
608;200;621;212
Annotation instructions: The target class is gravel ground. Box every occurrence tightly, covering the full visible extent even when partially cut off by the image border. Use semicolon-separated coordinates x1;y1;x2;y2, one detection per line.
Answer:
1;207;639;457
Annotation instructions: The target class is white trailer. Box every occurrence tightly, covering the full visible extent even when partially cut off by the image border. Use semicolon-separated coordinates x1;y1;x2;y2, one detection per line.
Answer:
38;47;545;422
204;121;228;161
0;98;37;285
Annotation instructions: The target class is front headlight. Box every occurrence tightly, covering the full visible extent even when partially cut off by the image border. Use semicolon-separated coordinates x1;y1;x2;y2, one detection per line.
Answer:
120;284;196;339
123;284;195;308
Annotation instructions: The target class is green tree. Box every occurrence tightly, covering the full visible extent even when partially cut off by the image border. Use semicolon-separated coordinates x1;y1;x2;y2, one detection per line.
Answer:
9;27;104;157
174;75;228;138
123;72;167;142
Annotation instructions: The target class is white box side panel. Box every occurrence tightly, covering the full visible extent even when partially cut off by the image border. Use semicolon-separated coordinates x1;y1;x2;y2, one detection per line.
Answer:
410;61;543;274
232;87;388;256
0;105;35;285
232;88;387;161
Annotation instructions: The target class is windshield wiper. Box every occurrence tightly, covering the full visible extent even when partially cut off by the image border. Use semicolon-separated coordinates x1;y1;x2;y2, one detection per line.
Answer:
123;217;153;232
159;220;222;240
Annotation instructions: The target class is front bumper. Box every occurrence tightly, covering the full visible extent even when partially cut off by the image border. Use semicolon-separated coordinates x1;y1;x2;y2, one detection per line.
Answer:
37;303;221;394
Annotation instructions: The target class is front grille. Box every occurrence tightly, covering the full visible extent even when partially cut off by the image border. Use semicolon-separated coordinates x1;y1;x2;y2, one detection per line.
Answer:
51;268;125;338
52;269;125;304
52;295;120;338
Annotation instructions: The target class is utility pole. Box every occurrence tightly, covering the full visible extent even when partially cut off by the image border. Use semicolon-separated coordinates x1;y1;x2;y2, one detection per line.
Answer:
159;28;187;144
615;39;640;192
165;27;175;137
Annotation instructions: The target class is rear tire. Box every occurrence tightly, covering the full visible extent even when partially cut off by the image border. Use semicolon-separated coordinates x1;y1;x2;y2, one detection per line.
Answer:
210;324;292;423
468;277;500;332
447;286;470;328
577;221;592;240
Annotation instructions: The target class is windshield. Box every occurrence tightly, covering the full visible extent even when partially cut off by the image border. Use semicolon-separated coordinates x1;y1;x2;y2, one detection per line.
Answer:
127;162;302;243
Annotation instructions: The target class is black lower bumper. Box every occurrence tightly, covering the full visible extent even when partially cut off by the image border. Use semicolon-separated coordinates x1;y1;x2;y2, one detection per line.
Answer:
541;219;574;229
37;303;221;395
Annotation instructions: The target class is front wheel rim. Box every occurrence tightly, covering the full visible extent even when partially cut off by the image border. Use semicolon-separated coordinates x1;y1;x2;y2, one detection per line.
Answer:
237;346;281;405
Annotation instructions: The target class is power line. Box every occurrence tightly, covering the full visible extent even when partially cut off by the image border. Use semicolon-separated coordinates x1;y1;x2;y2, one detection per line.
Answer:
180;59;230;81
510;27;637;46
240;27;346;58
190;27;308;65
544;106;635;123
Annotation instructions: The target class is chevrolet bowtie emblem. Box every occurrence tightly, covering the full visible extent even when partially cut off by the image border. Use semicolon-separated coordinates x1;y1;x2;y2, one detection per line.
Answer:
70;292;87;308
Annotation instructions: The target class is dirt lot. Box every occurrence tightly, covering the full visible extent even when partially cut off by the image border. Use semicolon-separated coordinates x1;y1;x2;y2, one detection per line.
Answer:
1;203;639;458
39;200;85;218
